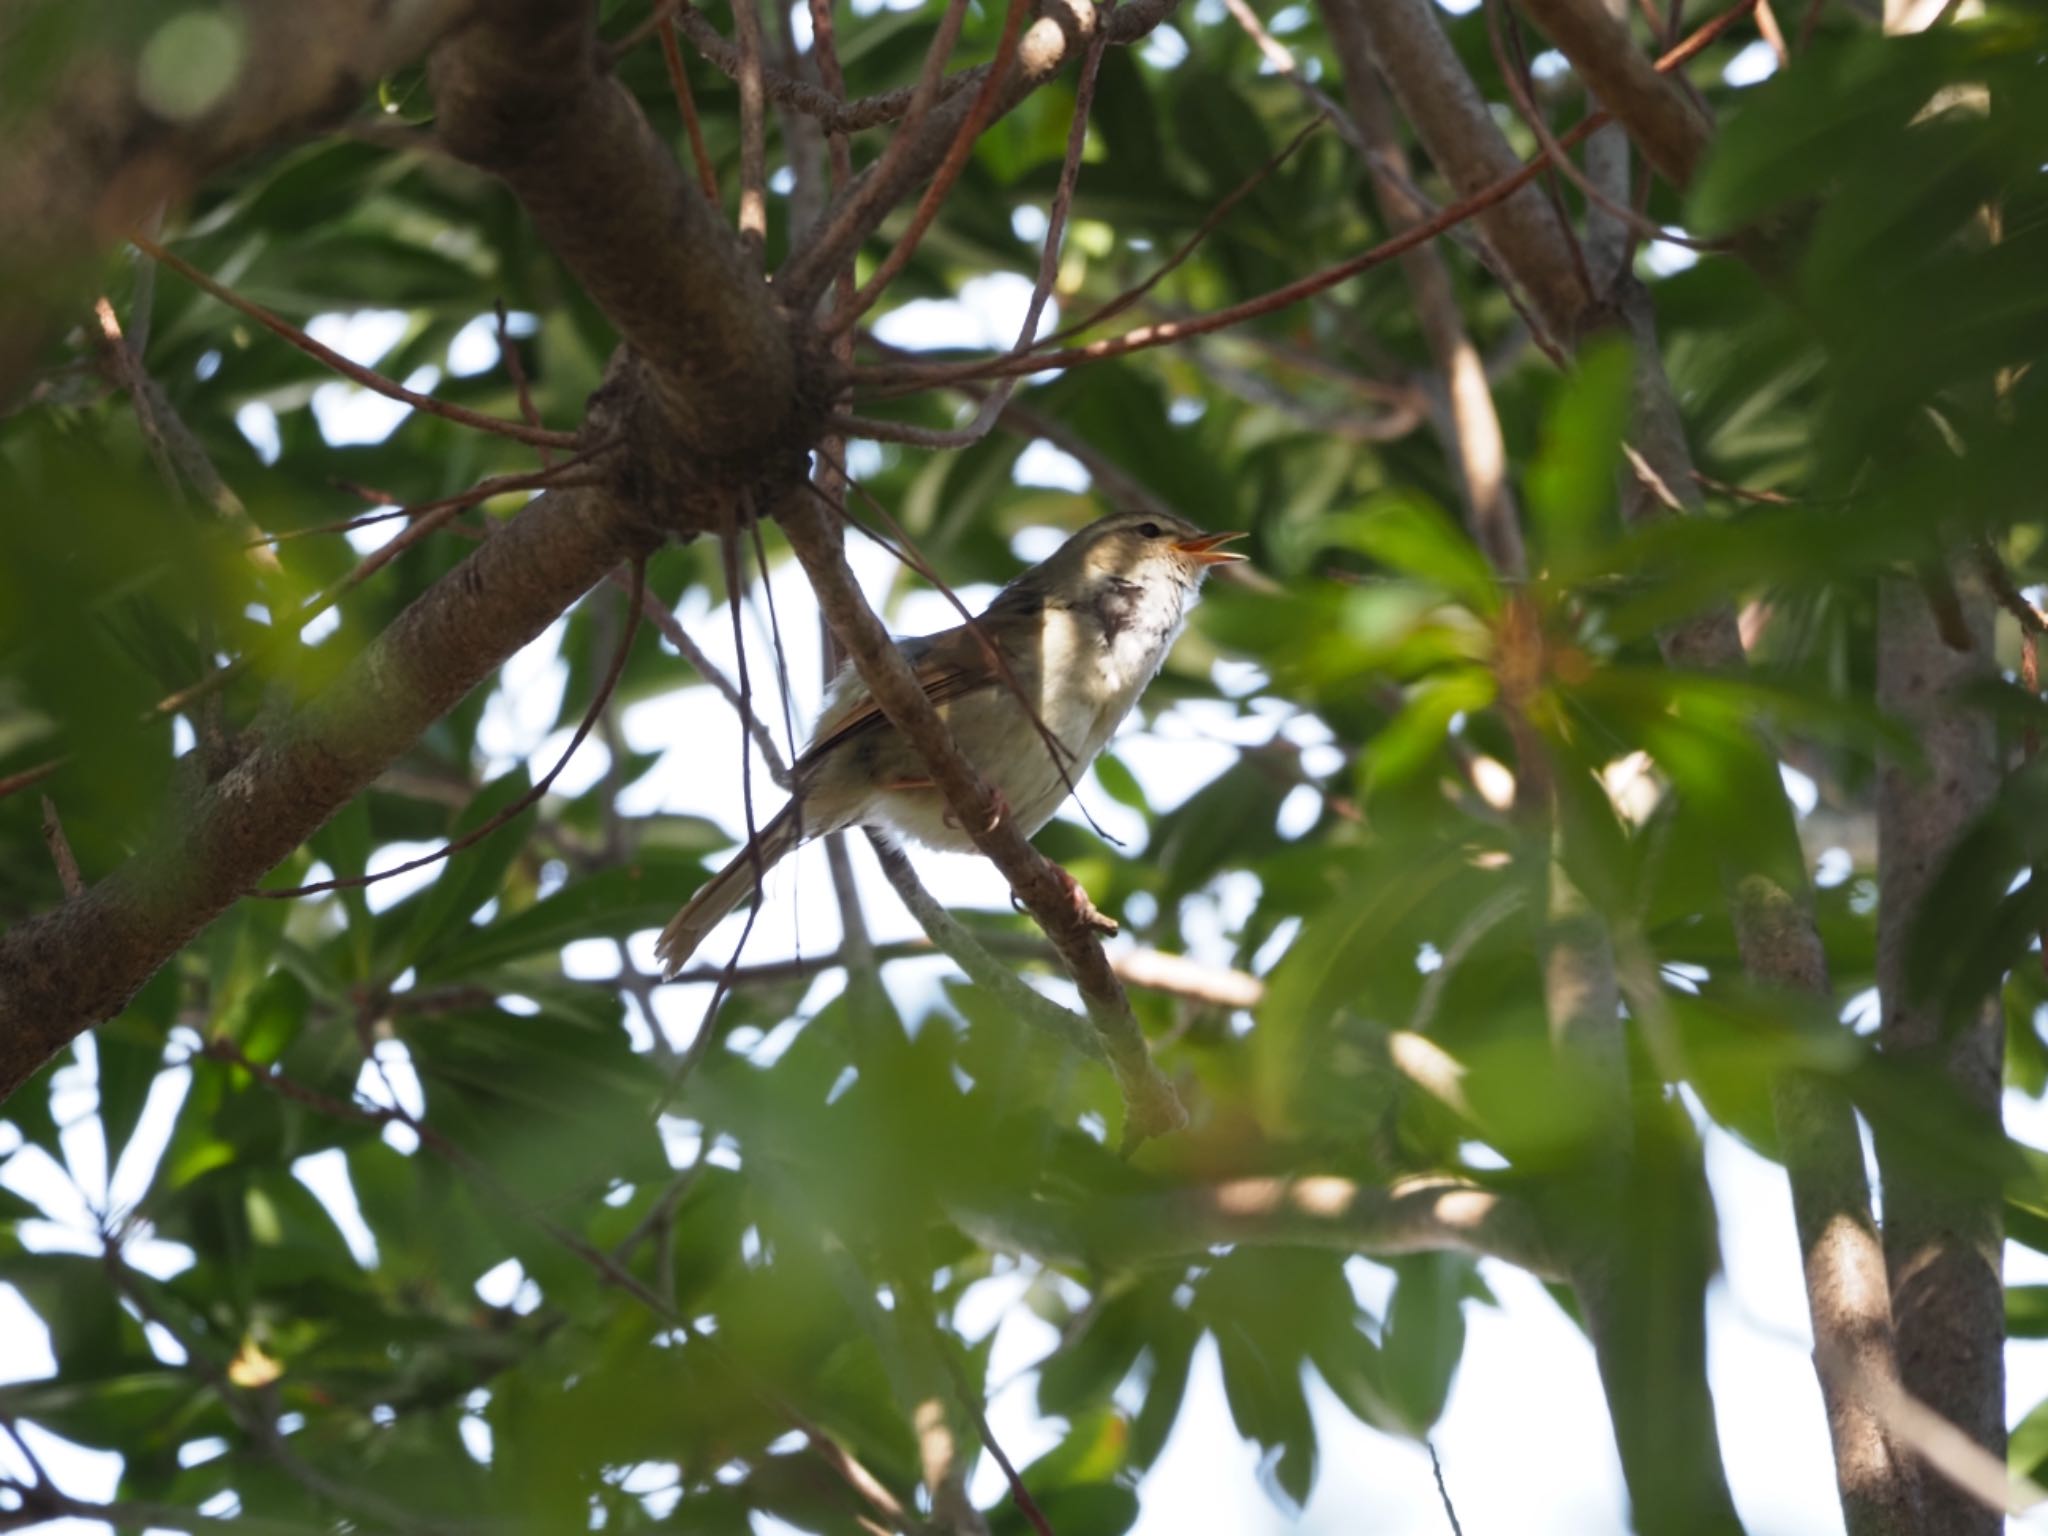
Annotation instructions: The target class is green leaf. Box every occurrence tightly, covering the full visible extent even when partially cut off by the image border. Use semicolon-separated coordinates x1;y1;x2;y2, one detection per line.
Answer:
1325;495;1501;616
392;766;535;969
1526;336;1633;574
421;851;706;978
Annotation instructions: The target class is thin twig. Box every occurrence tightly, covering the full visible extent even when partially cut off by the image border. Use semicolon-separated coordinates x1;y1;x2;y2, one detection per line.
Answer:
1484;0;1727;259
252;559;647;897
91;294;281;569
618;566;793;788
252;462;598;546
862;13;1108;450
1036;110;1327;353
732;0;770;256
0;759;61;804
1427;1441;1467;1536
828;0;1030;335
807;0;855;195
934;1332;1056;1536
494;300;551;464
659;13;723;202
643;0;982;135
38;797;82;897
866;832;1106;1061
809;0;974;328
134;234;579;451
849;0;1760;394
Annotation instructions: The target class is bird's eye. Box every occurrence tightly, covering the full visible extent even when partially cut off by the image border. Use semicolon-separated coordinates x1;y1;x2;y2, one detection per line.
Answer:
1137;522;1163;539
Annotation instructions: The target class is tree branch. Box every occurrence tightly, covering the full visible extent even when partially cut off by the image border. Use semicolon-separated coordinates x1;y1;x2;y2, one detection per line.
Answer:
429;0;805;460
1513;0;1715;188
1613;288;1920;1536
865;831;1106;1062
1324;26;1528;575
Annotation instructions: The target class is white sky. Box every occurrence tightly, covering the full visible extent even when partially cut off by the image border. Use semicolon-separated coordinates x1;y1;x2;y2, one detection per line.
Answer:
11;30;2048;1530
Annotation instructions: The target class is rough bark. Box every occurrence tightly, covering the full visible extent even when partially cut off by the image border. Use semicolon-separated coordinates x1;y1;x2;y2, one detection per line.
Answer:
0;0;479;405
1874;571;2005;1536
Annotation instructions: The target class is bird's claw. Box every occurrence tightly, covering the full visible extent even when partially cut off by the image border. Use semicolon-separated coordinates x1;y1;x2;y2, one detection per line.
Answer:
1056;864;1119;937
1009;866;1117;936
944;787;1009;836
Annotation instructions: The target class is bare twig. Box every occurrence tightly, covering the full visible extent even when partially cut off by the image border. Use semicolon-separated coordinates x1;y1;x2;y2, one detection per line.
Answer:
828;0;1030;334
1483;0;1728;259
934;1340;1056;1536
651;0;982;134
733;0;770;255
870;12;1108;450
852;0;1755;393
807;0;972;323
659;13;723;202
1427;1441;1467;1536
37;798;82;898
1512;0;1716;188
133;234;579;451
90;295;281;569
253;462;599;547
495;300;551;463
866;832;1106;1060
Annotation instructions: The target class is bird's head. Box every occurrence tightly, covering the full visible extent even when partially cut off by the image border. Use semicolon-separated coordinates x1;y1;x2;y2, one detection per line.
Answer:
1036;509;1248;596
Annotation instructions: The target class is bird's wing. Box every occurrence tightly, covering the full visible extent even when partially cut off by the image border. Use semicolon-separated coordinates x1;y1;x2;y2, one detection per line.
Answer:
798;615;1023;773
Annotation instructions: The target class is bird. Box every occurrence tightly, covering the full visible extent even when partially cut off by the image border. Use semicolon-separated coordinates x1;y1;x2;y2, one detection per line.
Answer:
653;508;1247;978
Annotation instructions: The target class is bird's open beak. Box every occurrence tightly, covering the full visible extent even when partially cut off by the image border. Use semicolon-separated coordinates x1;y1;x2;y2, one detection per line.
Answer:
1174;530;1249;565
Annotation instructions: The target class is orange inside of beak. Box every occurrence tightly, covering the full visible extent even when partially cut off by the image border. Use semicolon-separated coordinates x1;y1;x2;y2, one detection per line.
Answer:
1174;530;1249;565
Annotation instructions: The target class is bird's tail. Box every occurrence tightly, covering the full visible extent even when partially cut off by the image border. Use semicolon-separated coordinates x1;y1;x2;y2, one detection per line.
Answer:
655;806;806;979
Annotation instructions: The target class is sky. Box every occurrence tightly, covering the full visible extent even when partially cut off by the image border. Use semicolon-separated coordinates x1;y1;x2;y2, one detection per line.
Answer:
6;15;2048;1536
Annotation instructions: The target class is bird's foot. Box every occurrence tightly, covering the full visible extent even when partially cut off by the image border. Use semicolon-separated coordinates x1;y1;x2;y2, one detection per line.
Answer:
944;786;1009;836
1055;864;1119;937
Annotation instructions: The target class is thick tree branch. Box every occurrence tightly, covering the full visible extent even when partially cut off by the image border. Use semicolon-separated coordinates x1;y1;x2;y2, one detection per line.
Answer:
430;0;808;461
951;1175;1559;1277
1513;0;1715;188
1320;0;1590;344
0;0;479;405
1874;567;2004;1536
1615;289;1920;1536
776;488;1185;1146
0;484;657;1103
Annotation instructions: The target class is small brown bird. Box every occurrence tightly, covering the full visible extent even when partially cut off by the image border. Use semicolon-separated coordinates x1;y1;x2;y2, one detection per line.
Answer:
653;509;1246;978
